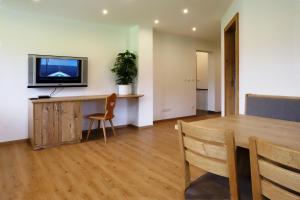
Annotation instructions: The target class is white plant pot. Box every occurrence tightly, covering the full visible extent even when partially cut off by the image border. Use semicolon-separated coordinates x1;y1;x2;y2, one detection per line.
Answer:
118;84;132;95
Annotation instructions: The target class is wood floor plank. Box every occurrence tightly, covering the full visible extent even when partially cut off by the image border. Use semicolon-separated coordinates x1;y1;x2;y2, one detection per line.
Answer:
0;114;219;200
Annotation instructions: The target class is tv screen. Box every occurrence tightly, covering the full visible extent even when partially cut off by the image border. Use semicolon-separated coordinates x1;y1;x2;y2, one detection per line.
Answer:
36;58;82;83
28;54;88;88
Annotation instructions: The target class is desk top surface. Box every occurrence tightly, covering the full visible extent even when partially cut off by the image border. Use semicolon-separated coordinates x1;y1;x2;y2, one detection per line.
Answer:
30;94;144;103
189;115;300;151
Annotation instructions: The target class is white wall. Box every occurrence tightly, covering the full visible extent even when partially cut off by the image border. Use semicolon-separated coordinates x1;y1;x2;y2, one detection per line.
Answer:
196;52;209;110
153;31;221;120
196;52;208;89
128;26;154;126
214;49;222;112
0;9;153;142
221;0;300;115
135;27;154;126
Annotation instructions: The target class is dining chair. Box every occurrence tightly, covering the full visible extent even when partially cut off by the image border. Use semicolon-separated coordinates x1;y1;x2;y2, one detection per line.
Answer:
86;93;117;143
249;137;300;200
177;120;239;200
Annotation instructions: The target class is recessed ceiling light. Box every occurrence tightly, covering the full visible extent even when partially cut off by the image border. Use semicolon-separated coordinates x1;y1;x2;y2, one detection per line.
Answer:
192;27;197;31
102;9;108;15
154;19;159;24
183;8;189;14
33;0;40;2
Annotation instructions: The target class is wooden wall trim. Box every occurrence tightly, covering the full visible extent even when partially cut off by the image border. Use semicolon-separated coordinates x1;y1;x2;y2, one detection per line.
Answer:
128;124;154;129
197;89;208;91
154;115;197;123
0;139;29;146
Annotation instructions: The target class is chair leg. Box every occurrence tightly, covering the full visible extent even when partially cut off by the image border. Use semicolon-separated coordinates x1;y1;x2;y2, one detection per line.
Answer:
98;120;101;133
87;119;94;141
101;120;107;144
109;119;116;136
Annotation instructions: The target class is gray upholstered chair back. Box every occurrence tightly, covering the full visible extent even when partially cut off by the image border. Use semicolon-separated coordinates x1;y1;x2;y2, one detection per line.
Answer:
245;94;300;122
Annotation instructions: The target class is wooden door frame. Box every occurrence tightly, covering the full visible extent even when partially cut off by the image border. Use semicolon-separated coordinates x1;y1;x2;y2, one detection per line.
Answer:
224;13;239;115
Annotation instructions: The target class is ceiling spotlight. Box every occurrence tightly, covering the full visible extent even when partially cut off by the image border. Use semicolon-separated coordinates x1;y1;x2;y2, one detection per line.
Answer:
33;0;41;2
154;19;159;24
183;8;189;14
102;9;108;15
192;27;197;31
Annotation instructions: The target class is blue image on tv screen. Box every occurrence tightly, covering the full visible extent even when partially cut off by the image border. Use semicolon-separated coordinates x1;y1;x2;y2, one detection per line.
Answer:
39;58;80;78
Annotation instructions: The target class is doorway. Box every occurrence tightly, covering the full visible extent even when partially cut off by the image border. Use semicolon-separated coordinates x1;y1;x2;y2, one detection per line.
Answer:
224;13;239;116
196;51;209;116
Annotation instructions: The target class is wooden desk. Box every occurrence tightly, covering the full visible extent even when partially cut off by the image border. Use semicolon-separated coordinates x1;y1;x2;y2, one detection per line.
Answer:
30;94;144;103
29;94;143;150
189;115;300;151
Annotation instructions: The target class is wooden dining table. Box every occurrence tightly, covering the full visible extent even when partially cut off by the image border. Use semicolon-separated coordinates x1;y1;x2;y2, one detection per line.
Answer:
189;114;300;151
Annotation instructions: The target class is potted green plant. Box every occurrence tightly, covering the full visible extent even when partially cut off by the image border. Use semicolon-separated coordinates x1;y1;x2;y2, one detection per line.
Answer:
111;50;137;95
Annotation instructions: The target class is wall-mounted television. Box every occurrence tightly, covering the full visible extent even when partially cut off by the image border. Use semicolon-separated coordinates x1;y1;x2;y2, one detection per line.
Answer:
28;54;88;88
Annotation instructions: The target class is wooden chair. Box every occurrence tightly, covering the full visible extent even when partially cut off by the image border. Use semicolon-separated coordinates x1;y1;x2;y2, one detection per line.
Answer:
86;93;117;143
177;120;239;200
249;137;300;200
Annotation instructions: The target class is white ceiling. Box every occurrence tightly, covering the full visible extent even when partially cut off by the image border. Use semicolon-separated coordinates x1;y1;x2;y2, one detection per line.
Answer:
0;0;233;41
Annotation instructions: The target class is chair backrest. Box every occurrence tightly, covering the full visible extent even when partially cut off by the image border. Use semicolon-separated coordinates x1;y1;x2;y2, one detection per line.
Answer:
104;93;117;119
249;137;300;200
245;94;300;122
177;120;239;199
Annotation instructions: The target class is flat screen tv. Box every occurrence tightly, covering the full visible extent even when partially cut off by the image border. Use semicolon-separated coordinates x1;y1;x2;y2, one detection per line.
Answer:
28;54;88;88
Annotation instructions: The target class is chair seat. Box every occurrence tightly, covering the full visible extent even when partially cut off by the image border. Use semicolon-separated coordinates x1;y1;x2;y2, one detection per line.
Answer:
87;113;106;120
185;173;252;200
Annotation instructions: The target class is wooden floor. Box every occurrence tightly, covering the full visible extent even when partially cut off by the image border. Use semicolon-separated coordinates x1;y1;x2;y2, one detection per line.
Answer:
0;114;219;200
